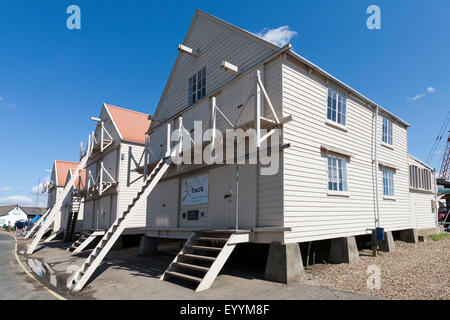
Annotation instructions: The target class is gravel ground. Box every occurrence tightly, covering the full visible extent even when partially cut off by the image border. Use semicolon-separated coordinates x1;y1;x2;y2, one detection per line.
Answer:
307;237;450;300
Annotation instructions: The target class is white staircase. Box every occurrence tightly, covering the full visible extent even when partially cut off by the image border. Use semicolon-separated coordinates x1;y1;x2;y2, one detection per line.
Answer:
24;208;51;239
69;154;173;292
26;151;91;254
160;231;249;292
67;230;105;253
44;230;63;242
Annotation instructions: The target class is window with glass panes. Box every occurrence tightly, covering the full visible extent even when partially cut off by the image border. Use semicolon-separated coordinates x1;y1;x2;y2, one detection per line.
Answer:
382;117;393;145
382;168;395;196
188;67;206;106
327;88;346;126
327;155;348;192
409;165;432;191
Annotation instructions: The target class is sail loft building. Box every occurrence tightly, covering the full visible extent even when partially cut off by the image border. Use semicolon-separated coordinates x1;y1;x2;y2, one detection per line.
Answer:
44;160;86;239
66;103;152;252
59;10;439;293
140;10;438;286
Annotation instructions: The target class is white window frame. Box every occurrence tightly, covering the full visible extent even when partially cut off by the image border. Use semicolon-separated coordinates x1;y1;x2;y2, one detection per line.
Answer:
188;67;206;106
327;155;348;192
382;168;395;197
382;117;393;145
409;165;432;191
327;88;347;126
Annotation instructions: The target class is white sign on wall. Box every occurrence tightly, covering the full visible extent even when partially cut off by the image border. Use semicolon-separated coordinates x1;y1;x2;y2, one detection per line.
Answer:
181;174;209;206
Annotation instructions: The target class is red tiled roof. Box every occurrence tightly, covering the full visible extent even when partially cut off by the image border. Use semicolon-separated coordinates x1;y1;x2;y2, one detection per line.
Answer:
104;104;151;144
54;161;80;187
68;168;86;191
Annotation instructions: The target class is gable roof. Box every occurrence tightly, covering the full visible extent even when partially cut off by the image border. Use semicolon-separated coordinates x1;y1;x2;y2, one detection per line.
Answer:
152;9;279;124
0;205;46;217
21;207;47;217
54;161;80;187
408;154;434;171
66;168;86;191
104;103;151;144
152;9;409;129
0;205;17;217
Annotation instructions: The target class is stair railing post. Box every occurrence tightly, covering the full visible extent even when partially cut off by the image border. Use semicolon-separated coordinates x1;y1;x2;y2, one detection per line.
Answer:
178;117;183;156
100;121;105;152
165;123;171;158
144;136;148;181
211;97;216;155
99;162;103;196
254;69;261;148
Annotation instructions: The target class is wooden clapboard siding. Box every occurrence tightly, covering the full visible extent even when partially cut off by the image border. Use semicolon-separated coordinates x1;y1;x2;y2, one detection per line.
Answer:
408;156;437;229
281;56;411;243
146;178;180;229
117;142;147;230
154;12;278;122
82;104;147;232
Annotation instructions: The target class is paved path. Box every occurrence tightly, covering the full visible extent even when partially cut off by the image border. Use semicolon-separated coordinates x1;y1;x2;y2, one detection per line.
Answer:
0;233;56;300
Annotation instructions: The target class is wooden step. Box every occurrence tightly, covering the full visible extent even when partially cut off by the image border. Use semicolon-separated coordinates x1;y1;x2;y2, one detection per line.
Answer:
165;271;202;283
189;245;222;251
197;237;229;242
173;262;210;272
180;253;216;262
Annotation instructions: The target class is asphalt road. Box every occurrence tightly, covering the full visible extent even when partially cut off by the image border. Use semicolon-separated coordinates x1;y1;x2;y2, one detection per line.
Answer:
0;232;56;300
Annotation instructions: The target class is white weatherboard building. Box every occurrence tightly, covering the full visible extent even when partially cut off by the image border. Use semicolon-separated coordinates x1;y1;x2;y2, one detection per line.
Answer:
67;103;152;251
141;10;438;287
60;166;86;242
146;10;437;239
62;10;439;293
0;205;28;227
46;160;84;235
408;154;438;229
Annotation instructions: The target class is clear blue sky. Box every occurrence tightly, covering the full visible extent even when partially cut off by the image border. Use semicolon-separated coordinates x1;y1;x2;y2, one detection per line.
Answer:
0;0;449;206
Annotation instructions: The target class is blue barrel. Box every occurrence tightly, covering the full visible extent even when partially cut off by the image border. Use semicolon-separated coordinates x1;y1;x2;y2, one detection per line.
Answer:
376;227;385;241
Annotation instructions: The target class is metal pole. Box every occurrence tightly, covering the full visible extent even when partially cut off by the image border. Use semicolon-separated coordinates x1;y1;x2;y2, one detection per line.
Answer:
36;177;40;211
373;106;380;257
235;164;239;231
374;106;380;228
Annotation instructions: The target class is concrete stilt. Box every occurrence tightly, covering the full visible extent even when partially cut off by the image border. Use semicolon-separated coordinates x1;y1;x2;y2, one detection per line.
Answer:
379;231;395;252
328;236;359;264
399;228;418;243
264;242;306;284
138;235;158;257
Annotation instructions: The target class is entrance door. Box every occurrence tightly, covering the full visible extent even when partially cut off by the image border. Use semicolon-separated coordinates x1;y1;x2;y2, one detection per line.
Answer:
93;196;111;230
209;165;235;229
209;164;257;229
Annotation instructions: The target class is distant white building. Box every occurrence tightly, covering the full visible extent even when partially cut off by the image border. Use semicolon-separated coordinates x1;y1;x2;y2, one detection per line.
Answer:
0;205;28;227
